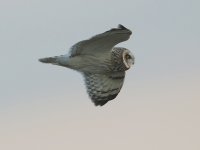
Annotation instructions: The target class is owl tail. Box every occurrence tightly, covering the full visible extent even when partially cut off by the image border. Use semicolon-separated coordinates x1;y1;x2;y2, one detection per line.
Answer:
39;56;59;65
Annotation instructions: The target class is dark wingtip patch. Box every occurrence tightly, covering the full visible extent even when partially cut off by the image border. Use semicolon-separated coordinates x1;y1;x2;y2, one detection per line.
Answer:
118;24;127;29
106;24;130;33
92;94;118;106
94;100;109;106
118;24;132;34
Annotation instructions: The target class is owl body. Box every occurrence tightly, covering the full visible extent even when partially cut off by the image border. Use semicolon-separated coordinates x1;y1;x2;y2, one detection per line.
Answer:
44;47;134;74
39;25;134;106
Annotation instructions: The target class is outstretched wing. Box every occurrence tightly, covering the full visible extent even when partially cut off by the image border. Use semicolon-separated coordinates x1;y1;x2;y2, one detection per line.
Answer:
83;72;125;106
70;24;132;57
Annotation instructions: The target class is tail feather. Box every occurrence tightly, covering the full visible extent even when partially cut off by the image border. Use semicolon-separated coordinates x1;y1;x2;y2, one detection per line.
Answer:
38;56;59;65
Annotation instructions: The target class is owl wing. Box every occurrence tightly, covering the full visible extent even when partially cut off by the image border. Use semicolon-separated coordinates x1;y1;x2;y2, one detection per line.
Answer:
70;24;132;57
83;72;125;106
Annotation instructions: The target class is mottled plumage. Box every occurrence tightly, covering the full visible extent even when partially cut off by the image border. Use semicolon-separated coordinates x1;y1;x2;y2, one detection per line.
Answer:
83;72;125;106
39;24;134;106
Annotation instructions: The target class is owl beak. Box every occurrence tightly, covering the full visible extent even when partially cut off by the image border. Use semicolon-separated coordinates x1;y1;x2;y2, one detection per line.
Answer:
132;59;135;65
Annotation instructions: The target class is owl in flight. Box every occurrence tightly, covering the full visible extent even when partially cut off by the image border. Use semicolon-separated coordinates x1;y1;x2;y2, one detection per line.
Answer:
39;24;134;106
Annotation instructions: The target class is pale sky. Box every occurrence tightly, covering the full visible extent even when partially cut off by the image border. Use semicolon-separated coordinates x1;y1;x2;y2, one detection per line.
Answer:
0;0;200;150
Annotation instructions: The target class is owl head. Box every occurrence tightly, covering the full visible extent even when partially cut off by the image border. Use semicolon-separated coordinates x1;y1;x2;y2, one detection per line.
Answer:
122;49;134;69
111;47;134;71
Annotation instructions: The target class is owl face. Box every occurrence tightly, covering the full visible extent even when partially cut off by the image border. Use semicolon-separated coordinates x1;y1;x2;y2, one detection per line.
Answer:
122;49;134;69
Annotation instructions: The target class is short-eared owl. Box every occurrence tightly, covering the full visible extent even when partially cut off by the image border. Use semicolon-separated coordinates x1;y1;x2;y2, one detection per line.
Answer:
39;24;134;106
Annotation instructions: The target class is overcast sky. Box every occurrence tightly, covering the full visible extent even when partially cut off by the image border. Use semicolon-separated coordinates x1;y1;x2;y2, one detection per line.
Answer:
0;0;200;150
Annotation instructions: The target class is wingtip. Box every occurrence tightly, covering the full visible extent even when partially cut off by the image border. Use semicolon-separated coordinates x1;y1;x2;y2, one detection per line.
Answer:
118;24;127;29
94;100;109;106
118;24;132;34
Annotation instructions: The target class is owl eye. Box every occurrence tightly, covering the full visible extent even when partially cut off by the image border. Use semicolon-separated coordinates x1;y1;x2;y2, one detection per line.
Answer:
125;54;131;59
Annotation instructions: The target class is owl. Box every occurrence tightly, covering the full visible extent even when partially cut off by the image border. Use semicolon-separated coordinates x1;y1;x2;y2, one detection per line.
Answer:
39;24;134;106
